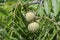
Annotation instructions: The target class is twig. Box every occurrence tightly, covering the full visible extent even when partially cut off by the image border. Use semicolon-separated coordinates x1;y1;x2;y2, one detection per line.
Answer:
29;0;44;5
40;0;44;5
29;1;40;5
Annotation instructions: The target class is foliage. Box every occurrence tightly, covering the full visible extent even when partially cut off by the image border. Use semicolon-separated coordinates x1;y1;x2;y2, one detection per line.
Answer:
0;0;60;40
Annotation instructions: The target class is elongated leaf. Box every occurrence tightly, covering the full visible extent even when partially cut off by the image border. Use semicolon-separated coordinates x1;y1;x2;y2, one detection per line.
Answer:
37;6;44;16
44;0;52;16
57;0;60;12
6;0;17;5
44;1;49;15
51;0;59;17
0;7;8;16
6;13;13;26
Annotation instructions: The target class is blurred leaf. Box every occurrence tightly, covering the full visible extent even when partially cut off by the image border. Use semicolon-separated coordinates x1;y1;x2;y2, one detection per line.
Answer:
0;7;8;16
44;0;51;16
6;13;13;26
51;0;59;17
37;6;44;16
0;22;8;28
29;4;38;10
0;28;9;39
50;30;58;40
6;0;17;5
57;0;60;12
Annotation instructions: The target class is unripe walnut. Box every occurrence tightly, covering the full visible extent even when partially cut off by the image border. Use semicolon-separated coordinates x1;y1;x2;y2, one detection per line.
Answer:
28;22;39;32
26;12;35;22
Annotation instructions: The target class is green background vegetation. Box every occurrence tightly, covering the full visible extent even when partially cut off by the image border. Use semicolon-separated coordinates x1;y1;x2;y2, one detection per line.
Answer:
0;0;60;40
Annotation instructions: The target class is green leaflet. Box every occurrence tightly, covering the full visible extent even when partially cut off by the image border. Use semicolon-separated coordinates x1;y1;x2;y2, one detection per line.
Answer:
6;13;13;26
6;0;17;5
37;6;44;17
51;0;59;17
44;0;51;16
0;7;8;16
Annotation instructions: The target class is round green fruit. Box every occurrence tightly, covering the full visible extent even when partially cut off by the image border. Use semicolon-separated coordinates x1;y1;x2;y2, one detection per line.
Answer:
28;22;39;32
26;12;35;22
